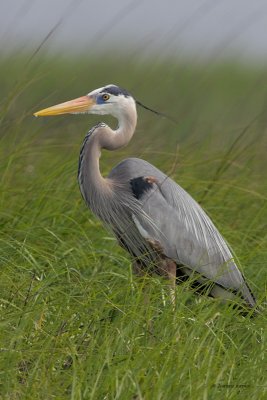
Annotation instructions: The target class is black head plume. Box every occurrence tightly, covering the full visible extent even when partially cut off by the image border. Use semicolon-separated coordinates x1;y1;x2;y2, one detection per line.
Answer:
135;99;177;125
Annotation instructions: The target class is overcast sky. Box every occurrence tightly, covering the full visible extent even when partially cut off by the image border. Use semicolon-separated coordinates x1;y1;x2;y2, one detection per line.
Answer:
1;0;267;61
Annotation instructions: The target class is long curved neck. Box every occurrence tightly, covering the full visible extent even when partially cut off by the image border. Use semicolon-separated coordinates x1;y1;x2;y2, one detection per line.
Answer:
78;102;137;208
100;104;137;151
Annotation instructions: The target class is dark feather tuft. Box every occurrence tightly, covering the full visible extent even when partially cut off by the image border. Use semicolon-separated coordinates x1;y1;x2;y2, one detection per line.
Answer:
100;85;130;97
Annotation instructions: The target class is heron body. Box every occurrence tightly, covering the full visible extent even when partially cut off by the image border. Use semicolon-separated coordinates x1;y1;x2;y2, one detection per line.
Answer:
35;84;256;309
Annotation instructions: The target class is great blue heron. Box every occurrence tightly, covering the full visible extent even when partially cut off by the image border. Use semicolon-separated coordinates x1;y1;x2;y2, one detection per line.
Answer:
34;84;256;309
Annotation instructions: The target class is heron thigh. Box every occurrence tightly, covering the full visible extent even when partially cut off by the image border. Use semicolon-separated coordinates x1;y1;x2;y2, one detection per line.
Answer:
132;260;153;276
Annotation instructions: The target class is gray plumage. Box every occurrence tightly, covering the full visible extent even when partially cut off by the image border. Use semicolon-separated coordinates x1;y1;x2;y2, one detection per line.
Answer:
35;84;256;309
109;157;255;306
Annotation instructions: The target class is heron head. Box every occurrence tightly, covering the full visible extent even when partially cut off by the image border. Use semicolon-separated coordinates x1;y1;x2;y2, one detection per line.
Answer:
34;84;136;119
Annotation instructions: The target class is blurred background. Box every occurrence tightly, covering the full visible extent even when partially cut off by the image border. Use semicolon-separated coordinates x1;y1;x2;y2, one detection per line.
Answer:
0;1;266;280
2;0;267;61
1;0;267;260
1;0;267;265
1;2;267;397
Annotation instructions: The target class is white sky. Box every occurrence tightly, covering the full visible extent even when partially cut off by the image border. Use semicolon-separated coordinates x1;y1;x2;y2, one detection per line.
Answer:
1;0;267;61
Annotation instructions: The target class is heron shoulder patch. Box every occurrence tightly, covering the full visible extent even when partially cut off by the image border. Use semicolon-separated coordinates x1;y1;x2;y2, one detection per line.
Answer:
130;176;157;199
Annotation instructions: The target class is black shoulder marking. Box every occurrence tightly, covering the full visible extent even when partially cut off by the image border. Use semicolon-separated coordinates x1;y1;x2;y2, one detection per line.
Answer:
100;85;130;97
130;176;154;200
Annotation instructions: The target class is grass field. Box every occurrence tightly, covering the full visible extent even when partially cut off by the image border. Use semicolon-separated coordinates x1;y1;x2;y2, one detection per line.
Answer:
0;52;266;399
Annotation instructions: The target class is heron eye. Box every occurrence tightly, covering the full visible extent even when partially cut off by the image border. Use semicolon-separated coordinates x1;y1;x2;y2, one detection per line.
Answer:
102;94;110;101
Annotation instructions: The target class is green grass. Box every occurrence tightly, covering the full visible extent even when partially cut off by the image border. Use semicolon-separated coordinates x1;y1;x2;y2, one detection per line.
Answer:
0;52;266;399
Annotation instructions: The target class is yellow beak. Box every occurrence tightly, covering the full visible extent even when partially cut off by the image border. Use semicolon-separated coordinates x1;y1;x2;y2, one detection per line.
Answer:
34;95;95;116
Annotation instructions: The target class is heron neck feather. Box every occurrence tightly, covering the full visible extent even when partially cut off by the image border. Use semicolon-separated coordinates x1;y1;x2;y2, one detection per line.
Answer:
78;102;137;208
100;104;137;151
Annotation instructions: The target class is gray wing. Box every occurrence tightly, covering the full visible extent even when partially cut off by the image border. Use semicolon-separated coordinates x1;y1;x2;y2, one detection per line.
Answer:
109;158;256;307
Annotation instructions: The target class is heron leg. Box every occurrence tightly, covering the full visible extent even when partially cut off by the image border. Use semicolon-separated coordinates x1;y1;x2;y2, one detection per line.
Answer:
160;259;177;306
132;260;149;276
146;239;177;306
